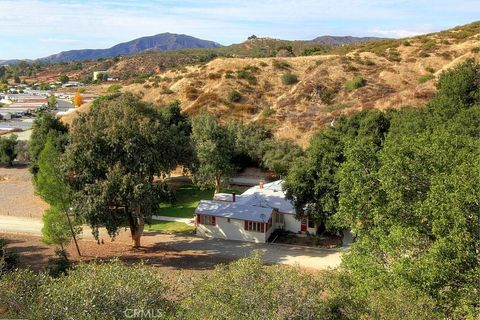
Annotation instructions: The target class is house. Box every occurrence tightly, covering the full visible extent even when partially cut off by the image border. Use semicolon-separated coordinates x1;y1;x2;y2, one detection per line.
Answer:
194;180;317;243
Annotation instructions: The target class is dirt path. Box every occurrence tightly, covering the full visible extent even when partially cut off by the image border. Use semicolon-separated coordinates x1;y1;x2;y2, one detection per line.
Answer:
0;166;48;218
0;215;342;270
1;232;232;272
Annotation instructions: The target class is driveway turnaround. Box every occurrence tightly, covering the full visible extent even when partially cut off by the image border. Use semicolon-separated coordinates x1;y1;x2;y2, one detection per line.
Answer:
0;215;343;270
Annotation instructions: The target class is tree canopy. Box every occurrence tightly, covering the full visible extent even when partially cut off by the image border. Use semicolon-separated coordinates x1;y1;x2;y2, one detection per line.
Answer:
64;93;192;247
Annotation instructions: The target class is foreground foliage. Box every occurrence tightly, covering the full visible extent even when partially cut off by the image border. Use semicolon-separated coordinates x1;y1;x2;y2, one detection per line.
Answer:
285;60;480;318
0;253;442;320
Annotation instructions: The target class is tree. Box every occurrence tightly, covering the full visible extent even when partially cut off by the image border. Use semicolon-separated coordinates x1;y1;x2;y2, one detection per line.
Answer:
262;139;304;177
36;137;81;256
191;113;235;193
284;128;344;230
64;94;190;247
72;92;83;107
41;207;72;250
337;61;480;318
59;74;69;84
28;113;68;177
47;95;57;109
226;120;271;169
0;135;18;166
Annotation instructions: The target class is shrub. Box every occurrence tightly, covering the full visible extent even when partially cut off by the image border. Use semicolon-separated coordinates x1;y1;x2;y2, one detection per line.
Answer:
227;90;242;103
421;40;437;51
106;84;122;93
236;69;257;85
0;260;172;319
207;72;222;80
273;60;291;70
281;72;298;85
419;51;430;57
403;40;412;46
418;74;435;83
0;238;18;275
261;106;275;118
344;76;366;91
180;252;324;319
76;87;86;93
185;86;200;100
471;47;480;53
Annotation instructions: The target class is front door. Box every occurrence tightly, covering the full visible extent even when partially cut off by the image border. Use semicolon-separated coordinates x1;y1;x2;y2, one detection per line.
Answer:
300;217;308;232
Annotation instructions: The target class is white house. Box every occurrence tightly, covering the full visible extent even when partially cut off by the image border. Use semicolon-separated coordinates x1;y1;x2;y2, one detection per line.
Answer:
194;180;317;243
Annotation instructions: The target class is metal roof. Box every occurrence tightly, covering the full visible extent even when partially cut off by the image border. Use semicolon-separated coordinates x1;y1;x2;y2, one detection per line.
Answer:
195;200;272;223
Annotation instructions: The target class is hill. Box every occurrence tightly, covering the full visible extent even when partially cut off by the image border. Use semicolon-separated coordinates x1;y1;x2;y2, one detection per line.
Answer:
38;33;222;63
19;21;480;146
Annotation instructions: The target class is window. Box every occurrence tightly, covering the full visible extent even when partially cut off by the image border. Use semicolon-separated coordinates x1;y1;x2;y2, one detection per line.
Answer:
244;220;264;233
275;212;284;224
198;214;216;226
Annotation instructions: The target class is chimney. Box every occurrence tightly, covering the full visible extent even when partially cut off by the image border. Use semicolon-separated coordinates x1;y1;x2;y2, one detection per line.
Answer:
259;181;264;189
232;192;236;202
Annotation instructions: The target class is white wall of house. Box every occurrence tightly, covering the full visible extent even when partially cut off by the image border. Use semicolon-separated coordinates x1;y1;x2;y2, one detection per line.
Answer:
196;216;267;243
284;213;302;233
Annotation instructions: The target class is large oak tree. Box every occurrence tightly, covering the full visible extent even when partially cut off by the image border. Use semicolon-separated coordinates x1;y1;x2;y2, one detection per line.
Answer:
64;94;192;247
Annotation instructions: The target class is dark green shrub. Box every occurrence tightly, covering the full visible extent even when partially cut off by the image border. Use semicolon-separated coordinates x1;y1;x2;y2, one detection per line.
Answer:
227;90;242;103
273;60;291;70
281;72;298;85
418;74;435;84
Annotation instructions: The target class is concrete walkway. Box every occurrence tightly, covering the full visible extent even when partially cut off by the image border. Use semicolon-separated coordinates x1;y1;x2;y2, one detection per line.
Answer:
151;215;194;225
0;215;343;270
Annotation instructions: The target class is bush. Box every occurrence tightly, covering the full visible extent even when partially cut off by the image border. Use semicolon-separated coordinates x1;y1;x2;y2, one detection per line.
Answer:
0;260;173;319
421;40;436;51
236;69;257;85
46;248;71;277
418;74;435;83
281;72;298;85
106;84;122;93
180;252;324;319
273;60;291;70
76;87;86;93
0;239;18;275
261;106;275;118
471;47;480;53
227;90;242;103
185;86;200;100
344;76;366;91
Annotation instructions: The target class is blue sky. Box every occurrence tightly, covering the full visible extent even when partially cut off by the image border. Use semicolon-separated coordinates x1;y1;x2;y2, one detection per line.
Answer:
1;0;479;59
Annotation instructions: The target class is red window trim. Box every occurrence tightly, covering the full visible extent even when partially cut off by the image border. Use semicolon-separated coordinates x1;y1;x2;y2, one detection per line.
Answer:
244;220;265;233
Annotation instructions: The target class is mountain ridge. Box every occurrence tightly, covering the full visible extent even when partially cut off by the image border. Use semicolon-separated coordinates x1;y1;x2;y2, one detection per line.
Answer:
38;33;223;63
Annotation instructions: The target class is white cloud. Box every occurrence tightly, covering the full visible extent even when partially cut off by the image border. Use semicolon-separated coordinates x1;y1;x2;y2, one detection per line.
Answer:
369;28;432;38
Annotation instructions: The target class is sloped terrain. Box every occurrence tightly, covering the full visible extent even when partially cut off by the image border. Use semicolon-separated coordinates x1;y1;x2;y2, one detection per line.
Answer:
117;22;479;145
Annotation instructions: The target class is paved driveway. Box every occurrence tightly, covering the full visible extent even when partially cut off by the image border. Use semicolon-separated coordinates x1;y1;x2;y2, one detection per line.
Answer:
0;215;343;270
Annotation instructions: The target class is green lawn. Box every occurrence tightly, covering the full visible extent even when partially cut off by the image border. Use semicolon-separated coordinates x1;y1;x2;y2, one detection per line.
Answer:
157;184;243;218
145;220;195;234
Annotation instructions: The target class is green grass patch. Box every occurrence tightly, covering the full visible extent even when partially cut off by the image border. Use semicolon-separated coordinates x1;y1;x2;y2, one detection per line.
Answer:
146;221;195;234
158;184;241;218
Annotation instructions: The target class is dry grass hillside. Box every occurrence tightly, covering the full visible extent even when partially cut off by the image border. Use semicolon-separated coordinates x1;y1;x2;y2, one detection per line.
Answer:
55;22;480;145
115;22;478;145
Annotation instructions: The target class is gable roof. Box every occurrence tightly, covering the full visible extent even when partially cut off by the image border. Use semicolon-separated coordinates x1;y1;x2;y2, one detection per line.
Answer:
195;200;272;223
239;180;296;214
